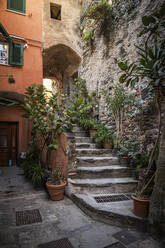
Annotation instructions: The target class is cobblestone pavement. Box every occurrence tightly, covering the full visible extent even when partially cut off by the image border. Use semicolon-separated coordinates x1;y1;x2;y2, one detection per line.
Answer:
0;167;163;248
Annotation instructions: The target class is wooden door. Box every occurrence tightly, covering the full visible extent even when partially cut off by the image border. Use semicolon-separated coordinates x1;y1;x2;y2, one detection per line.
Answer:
0;123;18;166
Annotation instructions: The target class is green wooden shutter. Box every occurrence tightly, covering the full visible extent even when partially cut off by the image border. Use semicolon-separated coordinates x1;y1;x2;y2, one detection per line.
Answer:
7;0;26;14
9;42;23;66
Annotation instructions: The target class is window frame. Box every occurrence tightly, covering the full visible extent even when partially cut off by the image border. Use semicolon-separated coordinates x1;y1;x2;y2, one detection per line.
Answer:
7;0;26;14
50;3;61;21
0;42;9;66
9;42;24;67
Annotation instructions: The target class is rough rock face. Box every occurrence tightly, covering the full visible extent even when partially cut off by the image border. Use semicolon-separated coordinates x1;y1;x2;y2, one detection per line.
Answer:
78;0;165;235
79;0;164;149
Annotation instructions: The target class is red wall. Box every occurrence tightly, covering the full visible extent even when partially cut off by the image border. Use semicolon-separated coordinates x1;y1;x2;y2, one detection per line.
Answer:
0;0;43;94
0;0;43;157
51;133;68;177
0;105;30;154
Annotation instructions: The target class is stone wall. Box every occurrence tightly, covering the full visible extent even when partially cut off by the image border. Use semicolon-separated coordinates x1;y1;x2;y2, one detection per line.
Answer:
43;0;82;55
43;0;82;96
78;0;165;149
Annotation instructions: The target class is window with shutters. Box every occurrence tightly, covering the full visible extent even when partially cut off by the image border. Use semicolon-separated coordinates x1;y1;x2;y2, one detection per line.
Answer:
0;43;9;65
7;0;26;14
9;42;23;66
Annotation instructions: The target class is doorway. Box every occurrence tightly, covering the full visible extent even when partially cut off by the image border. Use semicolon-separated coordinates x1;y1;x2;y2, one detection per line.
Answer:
0;122;18;166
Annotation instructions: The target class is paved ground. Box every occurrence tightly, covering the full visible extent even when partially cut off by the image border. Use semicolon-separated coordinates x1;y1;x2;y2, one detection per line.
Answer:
0;167;163;248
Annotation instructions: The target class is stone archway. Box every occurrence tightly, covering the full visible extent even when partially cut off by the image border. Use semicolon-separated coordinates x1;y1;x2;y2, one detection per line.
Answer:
43;43;81;78
43;43;81;100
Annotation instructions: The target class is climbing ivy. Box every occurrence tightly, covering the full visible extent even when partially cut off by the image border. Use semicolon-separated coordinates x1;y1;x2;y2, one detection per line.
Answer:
81;0;111;43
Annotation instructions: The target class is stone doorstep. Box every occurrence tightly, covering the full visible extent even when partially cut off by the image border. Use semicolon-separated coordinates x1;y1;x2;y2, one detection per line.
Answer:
71;193;148;231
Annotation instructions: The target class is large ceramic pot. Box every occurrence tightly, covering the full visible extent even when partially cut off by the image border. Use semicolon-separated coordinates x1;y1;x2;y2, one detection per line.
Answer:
46;182;66;201
131;194;150;218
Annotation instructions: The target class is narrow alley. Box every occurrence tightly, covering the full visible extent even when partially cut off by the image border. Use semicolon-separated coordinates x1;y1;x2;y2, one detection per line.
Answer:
0;167;162;248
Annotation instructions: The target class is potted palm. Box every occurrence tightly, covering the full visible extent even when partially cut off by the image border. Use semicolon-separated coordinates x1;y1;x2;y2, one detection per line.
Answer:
46;169;66;201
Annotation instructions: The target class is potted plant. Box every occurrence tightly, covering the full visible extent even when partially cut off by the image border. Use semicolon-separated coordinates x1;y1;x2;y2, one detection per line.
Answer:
46;169;66;201
95;124;114;149
131;171;154;218
118;139;141;166
117;142;129;165
131;151;156;218
87;118;98;138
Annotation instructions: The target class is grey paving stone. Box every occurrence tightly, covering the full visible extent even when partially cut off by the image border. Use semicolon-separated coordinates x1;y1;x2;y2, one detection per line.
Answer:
0;167;158;248
113;230;138;245
136;238;162;248
104;242;126;248
38;238;74;248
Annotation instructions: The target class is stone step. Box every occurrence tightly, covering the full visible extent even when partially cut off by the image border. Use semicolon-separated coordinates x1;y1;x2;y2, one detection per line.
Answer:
73;165;131;179
76;156;119;166
76;148;113;156
72;126;84;132
76;143;96;149
67;177;137;194
72;131;89;137
75;137;93;143
66;192;148;231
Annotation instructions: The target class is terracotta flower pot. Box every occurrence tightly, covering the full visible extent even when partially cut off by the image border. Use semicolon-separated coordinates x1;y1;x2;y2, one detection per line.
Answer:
89;128;97;138
46;182;66;201
104;142;113;149
131;194;150;218
120;156;129;166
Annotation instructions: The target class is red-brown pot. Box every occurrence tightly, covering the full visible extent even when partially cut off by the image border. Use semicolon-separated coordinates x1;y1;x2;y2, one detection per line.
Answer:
103;142;113;149
131;194;150;218
89;128;97;138
120;156;129;165
46;182;66;201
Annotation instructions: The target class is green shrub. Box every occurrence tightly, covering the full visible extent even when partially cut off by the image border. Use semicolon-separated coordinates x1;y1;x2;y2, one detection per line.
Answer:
48;169;65;185
95;124;114;147
84;0;111;20
22;160;44;187
82;29;94;42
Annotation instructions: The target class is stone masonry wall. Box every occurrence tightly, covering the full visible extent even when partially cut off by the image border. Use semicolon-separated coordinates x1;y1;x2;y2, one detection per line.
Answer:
79;0;165;151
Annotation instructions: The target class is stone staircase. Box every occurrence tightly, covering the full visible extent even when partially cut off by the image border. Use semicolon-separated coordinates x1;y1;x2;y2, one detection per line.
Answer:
66;126;148;230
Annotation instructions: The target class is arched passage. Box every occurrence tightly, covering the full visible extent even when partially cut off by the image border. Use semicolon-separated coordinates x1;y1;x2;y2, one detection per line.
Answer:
43;43;81;78
43;43;81;100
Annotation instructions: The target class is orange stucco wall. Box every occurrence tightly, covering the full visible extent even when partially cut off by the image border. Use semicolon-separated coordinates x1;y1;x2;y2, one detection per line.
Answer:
51;133;68;177
0;0;43;158
0;105;30;154
0;0;43;94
